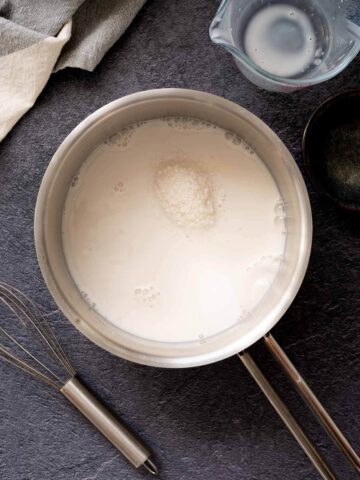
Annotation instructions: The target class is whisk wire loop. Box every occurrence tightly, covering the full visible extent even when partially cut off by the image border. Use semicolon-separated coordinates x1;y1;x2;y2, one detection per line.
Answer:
0;343;59;389
0;281;75;388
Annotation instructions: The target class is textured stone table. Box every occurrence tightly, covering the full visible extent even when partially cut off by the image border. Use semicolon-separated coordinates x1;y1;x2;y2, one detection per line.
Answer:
0;1;359;479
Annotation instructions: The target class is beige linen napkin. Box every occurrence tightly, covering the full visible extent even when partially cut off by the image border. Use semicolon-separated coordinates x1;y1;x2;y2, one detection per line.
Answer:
0;0;146;141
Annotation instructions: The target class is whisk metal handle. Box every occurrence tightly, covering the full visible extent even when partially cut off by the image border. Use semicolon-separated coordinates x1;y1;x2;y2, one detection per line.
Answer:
61;377;152;471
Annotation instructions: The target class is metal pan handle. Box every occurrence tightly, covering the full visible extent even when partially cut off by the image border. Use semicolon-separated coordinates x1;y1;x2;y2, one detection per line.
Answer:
239;335;360;479
263;334;360;475
239;351;337;480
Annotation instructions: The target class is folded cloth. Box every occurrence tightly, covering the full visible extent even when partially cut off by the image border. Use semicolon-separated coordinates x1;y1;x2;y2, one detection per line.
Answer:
0;0;146;141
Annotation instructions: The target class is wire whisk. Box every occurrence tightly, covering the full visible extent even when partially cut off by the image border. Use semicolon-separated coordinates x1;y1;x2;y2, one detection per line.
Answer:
0;282;75;389
0;281;158;476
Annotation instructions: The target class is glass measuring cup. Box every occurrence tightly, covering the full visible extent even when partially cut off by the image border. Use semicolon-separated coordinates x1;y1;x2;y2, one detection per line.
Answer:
210;0;360;92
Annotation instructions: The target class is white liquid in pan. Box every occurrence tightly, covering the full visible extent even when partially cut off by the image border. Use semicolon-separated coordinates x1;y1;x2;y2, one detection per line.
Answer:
62;118;286;342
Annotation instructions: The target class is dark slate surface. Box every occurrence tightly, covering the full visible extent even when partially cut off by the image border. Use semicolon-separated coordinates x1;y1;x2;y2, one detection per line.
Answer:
0;1;359;479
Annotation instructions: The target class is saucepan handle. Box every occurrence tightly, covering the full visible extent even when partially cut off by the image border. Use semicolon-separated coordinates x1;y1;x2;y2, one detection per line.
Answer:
263;334;360;474
239;335;360;480
238;351;337;480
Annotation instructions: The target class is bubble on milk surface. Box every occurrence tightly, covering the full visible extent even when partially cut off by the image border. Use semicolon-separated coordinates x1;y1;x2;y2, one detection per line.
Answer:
224;131;255;154
134;285;160;307
71;175;80;188
104;121;146;149
114;180;126;193
161;116;218;132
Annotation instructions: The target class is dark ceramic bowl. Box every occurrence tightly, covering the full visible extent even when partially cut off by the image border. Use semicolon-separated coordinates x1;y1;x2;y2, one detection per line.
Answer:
303;89;360;212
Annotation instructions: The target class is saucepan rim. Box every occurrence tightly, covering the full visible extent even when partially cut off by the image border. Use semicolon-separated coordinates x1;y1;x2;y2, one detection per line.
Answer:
34;88;312;367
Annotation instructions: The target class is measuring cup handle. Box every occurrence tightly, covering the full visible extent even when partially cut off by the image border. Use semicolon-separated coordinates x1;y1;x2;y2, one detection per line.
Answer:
263;334;360;475
346;19;360;42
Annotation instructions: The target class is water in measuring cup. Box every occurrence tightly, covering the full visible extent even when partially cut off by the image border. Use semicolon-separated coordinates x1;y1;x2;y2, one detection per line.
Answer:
244;3;325;78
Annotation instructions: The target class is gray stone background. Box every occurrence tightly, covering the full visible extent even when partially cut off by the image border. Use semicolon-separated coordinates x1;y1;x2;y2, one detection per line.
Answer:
0;1;359;479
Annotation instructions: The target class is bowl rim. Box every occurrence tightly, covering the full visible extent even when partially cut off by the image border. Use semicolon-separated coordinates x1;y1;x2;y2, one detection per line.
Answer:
302;88;360;212
35;88;312;368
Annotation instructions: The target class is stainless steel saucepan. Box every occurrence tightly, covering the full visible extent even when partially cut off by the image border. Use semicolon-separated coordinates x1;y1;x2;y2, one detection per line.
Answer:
34;89;359;479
